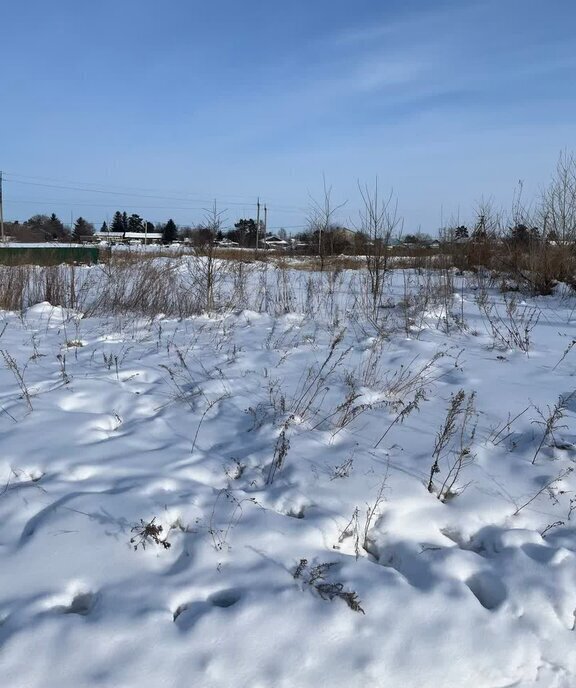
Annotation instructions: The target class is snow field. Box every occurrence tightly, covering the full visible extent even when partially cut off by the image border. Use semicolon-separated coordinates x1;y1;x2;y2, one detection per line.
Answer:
0;267;575;687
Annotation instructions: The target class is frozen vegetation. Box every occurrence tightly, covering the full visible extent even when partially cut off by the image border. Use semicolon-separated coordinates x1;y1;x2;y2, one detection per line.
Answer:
1;256;576;687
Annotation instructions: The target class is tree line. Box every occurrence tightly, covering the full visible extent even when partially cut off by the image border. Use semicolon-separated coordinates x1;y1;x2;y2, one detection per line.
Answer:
3;212;181;244
3;151;576;251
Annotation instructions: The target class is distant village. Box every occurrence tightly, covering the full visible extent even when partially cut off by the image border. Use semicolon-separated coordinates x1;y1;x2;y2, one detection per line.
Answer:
1;210;442;252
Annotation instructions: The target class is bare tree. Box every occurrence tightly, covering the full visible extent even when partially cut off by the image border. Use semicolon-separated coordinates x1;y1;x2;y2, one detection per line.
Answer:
307;176;347;271
186;201;226;312
357;179;402;311
539;151;576;243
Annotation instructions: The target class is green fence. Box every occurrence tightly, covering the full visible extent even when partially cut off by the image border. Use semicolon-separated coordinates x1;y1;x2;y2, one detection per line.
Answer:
0;246;103;266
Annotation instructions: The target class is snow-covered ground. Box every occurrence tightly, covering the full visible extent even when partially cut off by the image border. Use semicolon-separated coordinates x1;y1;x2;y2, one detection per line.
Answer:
1;266;576;687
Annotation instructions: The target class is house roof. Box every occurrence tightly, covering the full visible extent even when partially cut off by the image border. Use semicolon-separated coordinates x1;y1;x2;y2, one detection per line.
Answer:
262;235;288;244
98;232;124;239
124;232;163;239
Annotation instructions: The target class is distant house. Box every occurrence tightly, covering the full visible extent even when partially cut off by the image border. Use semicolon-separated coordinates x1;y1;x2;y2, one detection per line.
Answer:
214;238;239;248
97;231;164;245
289;238;309;251
124;231;163;244
97;232;125;244
260;234;289;250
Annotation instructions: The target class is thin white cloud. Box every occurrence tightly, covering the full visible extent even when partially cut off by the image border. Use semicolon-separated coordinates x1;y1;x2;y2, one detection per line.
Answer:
350;58;425;93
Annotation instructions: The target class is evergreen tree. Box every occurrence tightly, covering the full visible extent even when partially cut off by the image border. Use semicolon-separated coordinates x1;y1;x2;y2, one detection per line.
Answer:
403;232;432;245
100;221;109;234
111;211;125;233
128;214;144;232
47;213;67;239
231;218;263;247
508;224;540;246
161;218;178;244
231;218;257;247
454;226;469;240
122;211;129;232
73;217;95;241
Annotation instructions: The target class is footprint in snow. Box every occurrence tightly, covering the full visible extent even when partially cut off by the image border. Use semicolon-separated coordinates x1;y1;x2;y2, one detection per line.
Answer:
466;572;507;610
52;591;97;616
173;589;243;630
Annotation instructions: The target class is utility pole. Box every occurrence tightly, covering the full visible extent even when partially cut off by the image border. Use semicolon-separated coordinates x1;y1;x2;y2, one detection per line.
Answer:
144;219;148;246
256;197;260;252
264;204;268;238
0;171;4;243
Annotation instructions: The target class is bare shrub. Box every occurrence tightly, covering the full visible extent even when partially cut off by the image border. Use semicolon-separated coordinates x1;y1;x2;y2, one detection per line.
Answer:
1;349;33;411
0;266;28;311
293;559;365;614
427;389;477;500
266;420;292;485
208;489;258;552
530;393;575;464
130;517;172;550
477;292;540;353
337;472;388;558
513;467;574;516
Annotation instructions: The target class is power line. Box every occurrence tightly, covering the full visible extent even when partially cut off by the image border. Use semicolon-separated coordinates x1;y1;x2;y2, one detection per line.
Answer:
6;197;212;211
3;172;307;213
1;170;318;234
4;177;249;207
5;198;306;225
4;171;275;204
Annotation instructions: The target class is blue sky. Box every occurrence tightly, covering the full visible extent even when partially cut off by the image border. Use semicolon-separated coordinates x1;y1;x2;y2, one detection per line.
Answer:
2;0;575;233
